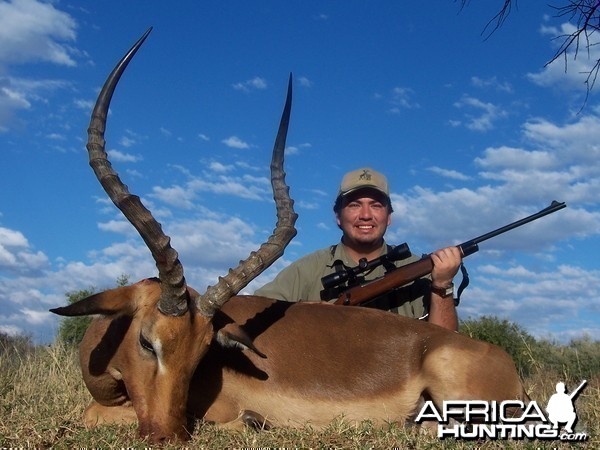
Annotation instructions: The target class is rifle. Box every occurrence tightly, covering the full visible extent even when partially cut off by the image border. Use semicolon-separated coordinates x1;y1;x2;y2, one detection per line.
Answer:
330;200;566;307
569;380;587;400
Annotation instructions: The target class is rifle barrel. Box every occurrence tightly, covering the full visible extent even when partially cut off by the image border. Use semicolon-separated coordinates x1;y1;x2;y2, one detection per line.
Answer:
459;201;566;256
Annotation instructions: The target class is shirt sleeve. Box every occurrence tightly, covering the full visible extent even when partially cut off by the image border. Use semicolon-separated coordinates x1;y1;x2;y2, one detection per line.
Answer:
253;249;330;302
253;262;304;302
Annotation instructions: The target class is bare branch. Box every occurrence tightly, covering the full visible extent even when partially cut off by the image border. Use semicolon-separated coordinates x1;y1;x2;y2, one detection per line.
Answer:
545;1;600;106
458;1;600;101
481;0;516;40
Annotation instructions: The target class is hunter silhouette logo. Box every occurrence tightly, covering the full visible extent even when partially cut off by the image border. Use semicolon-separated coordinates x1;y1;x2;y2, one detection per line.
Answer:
546;380;587;434
415;379;589;441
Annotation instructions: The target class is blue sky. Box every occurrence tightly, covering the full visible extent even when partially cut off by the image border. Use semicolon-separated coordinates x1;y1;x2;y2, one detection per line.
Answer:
1;0;599;344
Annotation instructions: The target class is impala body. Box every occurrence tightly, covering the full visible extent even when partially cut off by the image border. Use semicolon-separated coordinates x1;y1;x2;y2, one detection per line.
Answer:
66;282;527;441
51;29;529;443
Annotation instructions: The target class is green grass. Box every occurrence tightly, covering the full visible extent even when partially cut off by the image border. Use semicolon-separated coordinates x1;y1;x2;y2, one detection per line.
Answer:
1;339;598;449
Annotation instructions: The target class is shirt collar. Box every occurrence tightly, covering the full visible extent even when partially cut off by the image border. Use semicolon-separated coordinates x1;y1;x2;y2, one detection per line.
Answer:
331;240;388;267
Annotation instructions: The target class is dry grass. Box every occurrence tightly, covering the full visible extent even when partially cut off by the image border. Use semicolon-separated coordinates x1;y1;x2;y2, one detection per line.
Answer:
1;342;598;449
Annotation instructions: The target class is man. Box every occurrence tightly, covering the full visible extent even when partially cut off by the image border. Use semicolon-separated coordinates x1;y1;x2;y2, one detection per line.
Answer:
254;167;462;331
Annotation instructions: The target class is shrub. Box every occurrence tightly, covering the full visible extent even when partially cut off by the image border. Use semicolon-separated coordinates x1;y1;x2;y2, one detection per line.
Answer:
0;332;34;364
459;316;538;376
534;335;600;381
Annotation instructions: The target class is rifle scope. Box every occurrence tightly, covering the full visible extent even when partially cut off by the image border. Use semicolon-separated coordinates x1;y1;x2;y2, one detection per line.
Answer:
321;242;412;289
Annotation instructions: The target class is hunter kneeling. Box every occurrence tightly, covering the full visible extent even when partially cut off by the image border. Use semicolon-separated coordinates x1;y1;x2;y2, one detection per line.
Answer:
254;167;462;331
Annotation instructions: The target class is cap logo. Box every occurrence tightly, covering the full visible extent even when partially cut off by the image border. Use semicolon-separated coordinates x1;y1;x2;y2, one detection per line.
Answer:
359;169;372;181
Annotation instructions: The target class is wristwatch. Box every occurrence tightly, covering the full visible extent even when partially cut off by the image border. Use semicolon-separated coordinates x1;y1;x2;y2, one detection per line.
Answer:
431;283;454;298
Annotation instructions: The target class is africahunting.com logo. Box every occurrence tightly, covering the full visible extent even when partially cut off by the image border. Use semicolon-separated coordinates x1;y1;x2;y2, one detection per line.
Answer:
415;380;589;442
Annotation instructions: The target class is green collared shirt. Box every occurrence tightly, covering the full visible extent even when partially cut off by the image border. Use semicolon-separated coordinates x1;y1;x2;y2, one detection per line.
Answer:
254;241;430;318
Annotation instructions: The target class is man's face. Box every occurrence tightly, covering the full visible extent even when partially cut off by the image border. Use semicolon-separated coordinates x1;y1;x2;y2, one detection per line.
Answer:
336;189;392;248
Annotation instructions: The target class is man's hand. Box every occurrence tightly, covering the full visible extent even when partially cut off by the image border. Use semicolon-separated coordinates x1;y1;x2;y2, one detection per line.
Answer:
428;246;462;331
430;246;462;288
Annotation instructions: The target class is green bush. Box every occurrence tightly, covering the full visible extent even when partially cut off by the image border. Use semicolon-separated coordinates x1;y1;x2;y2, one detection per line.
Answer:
460;316;600;380
0;332;34;362
534;335;600;380
459;316;538;376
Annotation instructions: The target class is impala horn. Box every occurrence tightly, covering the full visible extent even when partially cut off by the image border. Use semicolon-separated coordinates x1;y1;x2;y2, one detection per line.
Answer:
196;74;297;317
86;28;189;316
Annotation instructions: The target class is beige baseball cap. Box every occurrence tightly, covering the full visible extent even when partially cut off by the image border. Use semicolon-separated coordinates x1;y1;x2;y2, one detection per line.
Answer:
337;167;390;199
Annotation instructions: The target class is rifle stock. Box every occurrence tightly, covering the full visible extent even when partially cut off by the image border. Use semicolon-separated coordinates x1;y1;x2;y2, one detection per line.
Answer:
333;201;566;307
333;257;433;306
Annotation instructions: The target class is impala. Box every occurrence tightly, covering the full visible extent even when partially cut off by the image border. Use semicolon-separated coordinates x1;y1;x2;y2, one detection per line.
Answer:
51;29;529;443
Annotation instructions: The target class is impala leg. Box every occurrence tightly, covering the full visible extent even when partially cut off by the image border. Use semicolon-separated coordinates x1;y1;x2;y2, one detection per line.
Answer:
204;410;272;431
241;410;272;430
83;400;138;428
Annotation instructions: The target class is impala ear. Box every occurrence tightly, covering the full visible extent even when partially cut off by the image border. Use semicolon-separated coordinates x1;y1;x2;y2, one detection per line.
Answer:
50;282;151;317
216;323;266;359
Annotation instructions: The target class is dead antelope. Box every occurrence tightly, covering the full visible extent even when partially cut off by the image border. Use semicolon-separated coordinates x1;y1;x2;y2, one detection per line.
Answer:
51;29;529;443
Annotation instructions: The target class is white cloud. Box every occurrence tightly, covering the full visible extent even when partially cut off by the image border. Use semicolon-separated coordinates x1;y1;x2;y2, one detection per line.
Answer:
0;76;71;132
297;200;320;210
388;111;600;254
98;219;138;236
453;95;508;132
119;136;136;148
285;142;312;155
528;21;600;91
187;175;268;201
0;80;31;119
0;324;22;336
0;226;49;276
209;161;234;173
475;146;558;170
0;227;29;247
471;76;513;93
427;166;471;181
74;98;94;111
222;135;250;149
459;263;600;341
148;164;273;209
232;77;267;92
21;307;51;325
107;149;143;163
0;0;78;67
169;217;258;266
125;168;143;179
298;77;313;87
0;0;77;131
151;185;196;209
523;116;600;163
388;86;420;112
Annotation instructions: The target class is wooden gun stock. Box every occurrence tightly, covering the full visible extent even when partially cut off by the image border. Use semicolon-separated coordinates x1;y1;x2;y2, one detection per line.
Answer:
333;257;433;306
333;201;567;307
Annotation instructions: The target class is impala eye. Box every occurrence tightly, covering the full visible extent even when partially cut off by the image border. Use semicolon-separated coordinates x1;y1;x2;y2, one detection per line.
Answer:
139;333;156;356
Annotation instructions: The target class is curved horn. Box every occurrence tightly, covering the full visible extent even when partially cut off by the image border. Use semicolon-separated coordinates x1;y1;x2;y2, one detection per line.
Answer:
87;28;189;317
197;74;298;317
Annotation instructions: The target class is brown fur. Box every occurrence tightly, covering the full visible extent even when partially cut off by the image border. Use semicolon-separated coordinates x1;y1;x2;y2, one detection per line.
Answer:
57;279;528;442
